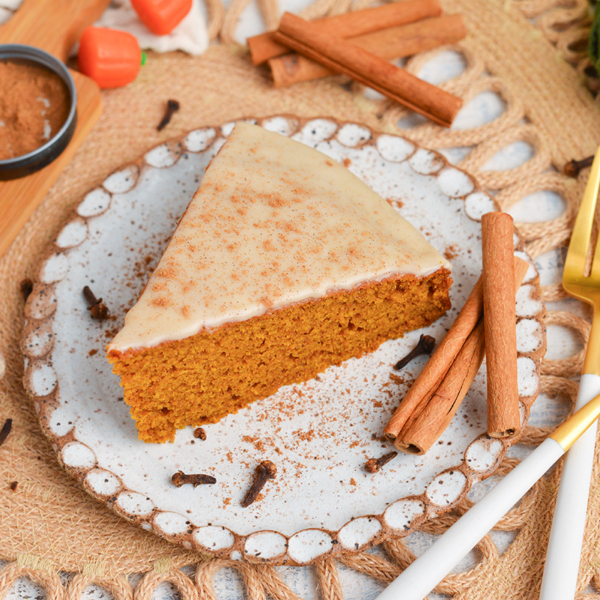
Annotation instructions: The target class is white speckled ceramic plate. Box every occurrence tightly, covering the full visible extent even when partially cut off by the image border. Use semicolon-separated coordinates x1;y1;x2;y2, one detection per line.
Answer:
22;116;546;565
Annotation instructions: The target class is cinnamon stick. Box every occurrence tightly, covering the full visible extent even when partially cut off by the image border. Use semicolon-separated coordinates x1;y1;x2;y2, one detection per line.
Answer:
384;276;486;442
248;0;442;65
384;257;529;454
396;321;485;454
274;13;462;127
270;15;467;88
482;212;521;438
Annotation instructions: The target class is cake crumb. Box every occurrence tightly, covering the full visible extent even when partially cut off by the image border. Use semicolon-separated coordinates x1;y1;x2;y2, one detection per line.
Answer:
293;429;316;442
242;435;265;451
444;245;457;260
386;198;404;209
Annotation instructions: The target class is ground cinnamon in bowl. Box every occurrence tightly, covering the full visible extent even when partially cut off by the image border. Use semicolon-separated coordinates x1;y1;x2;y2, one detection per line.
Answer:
0;59;70;160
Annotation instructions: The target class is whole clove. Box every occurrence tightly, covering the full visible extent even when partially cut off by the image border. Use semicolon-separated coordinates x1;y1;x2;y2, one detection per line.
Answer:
20;278;33;301
242;460;277;507
171;470;216;487
365;451;398;473
564;156;594;178
194;427;207;440
9;481;18;491
394;334;435;370
157;99;180;132
83;285;109;320
0;418;12;447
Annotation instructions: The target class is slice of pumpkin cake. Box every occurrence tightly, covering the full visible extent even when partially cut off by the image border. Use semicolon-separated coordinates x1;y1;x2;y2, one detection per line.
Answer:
107;122;452;443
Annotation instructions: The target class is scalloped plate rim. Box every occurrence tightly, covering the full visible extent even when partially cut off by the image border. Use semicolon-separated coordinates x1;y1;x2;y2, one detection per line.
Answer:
22;115;547;565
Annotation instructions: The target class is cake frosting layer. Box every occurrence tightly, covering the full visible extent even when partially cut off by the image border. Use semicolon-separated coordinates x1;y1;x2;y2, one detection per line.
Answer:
108;122;451;353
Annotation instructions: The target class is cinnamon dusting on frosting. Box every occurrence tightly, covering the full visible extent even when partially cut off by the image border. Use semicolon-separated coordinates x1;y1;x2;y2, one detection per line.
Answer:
108;123;450;353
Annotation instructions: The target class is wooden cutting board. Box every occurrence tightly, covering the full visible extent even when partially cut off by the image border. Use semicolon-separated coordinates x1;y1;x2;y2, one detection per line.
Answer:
0;0;110;259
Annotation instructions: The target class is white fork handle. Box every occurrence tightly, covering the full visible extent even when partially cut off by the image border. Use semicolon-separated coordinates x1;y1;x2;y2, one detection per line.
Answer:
540;373;600;600
375;438;565;600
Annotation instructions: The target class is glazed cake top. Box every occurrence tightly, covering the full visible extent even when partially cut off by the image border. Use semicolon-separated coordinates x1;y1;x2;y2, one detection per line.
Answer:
108;123;451;353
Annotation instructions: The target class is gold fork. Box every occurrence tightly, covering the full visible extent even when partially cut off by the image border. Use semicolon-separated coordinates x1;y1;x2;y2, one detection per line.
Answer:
540;146;600;600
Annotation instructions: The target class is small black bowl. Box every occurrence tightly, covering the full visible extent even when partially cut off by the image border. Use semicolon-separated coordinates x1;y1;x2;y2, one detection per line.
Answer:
0;44;77;181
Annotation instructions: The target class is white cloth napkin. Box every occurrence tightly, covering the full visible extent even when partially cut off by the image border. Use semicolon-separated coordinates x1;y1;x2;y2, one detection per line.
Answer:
0;0;208;55
0;0;23;25
95;0;208;56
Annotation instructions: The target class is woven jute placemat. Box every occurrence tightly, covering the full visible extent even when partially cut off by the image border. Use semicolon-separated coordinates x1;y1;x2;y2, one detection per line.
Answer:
2;0;600;597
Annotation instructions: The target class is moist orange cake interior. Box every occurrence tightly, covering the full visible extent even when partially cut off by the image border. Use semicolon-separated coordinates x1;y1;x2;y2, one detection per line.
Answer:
107;122;452;443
